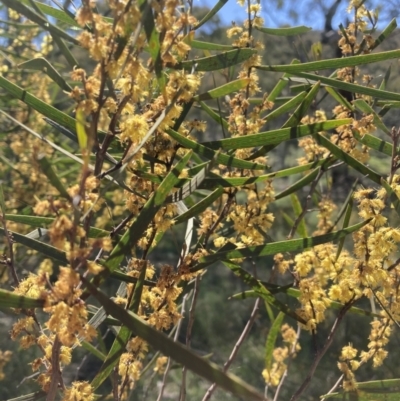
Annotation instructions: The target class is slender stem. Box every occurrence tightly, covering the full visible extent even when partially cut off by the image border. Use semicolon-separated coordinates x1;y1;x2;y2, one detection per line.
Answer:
290;301;354;401
113;367;120;401
202;298;261;401
320;374;344;401
180;276;201;401
46;336;62;401
156;294;188;401
288;168;325;239
0;213;19;286
273;325;301;401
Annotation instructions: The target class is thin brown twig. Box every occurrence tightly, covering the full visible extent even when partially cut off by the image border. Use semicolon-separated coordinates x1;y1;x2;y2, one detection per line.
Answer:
202;297;261;401
320;374;344;401
289;300;354;401
46;336;62;401
272;325;301;401
202;191;236;247
0;214;19;286
387;255;400;272
141;323;179;401
387;127;400;186
180;275;201;401
287;167;325;239
113;367;120;401
156;294;188;401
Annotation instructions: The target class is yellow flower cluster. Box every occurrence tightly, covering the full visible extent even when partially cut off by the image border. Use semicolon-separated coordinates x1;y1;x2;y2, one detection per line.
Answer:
0;350;12;380
338;344;359;391
279;183;400;385
62;381;94;401
262;324;300;387
314;197;337;235
360;319;391;367
298;111;328;165
113;258;186;392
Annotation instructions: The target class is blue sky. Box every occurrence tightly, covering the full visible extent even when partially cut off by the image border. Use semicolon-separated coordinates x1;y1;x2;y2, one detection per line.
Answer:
196;0;365;31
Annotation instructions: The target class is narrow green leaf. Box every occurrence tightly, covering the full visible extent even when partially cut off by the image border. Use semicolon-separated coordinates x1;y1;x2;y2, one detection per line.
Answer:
36;154;71;200
381;179;400;219
255;25;311;36
141;2;164;92
314;133;382;184
4;214;109;238
4;215;55;227
0;288;45;308
0;184;5;215
0;75;83;136
194;0;229;30
257;49;400;73
291;194;307;237
172;100;194;132
335;197;353;260
166;155;219;203
19;0;79;27
200;158;332;189
190;40;232;51
174;187;224;224
5;391;46;401
43;117;120;161
0;227;68;263
104;152;192;272
263;91;307;122
282;81;320;128
353;99;390;135
192;219;369;271
266;60;301;102
224;262;306;324
76;108;88;151
371;18;397;50
86;307;108;335
82;341;106;361
282;211;295;229
18;58;72;92
201;119;352;150
198;101;229;129
92;261;148;390
263;302;275;324
289;83;313;94
51;34;79;69
2;0;79;44
166;128;266;170
84;278;265;401
323;378;400;400
352;130;394;156
43;117;78;143
172;49;257;72
325;86;354;111
0;110;128;194
329;179;358;234
285;72;400;101
130;260;147;313
232;288;380;318
275;168;320;200
356;378;400;389
379;65;391;92
265;312;285;371
194;78;250;101
110;270;156;287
